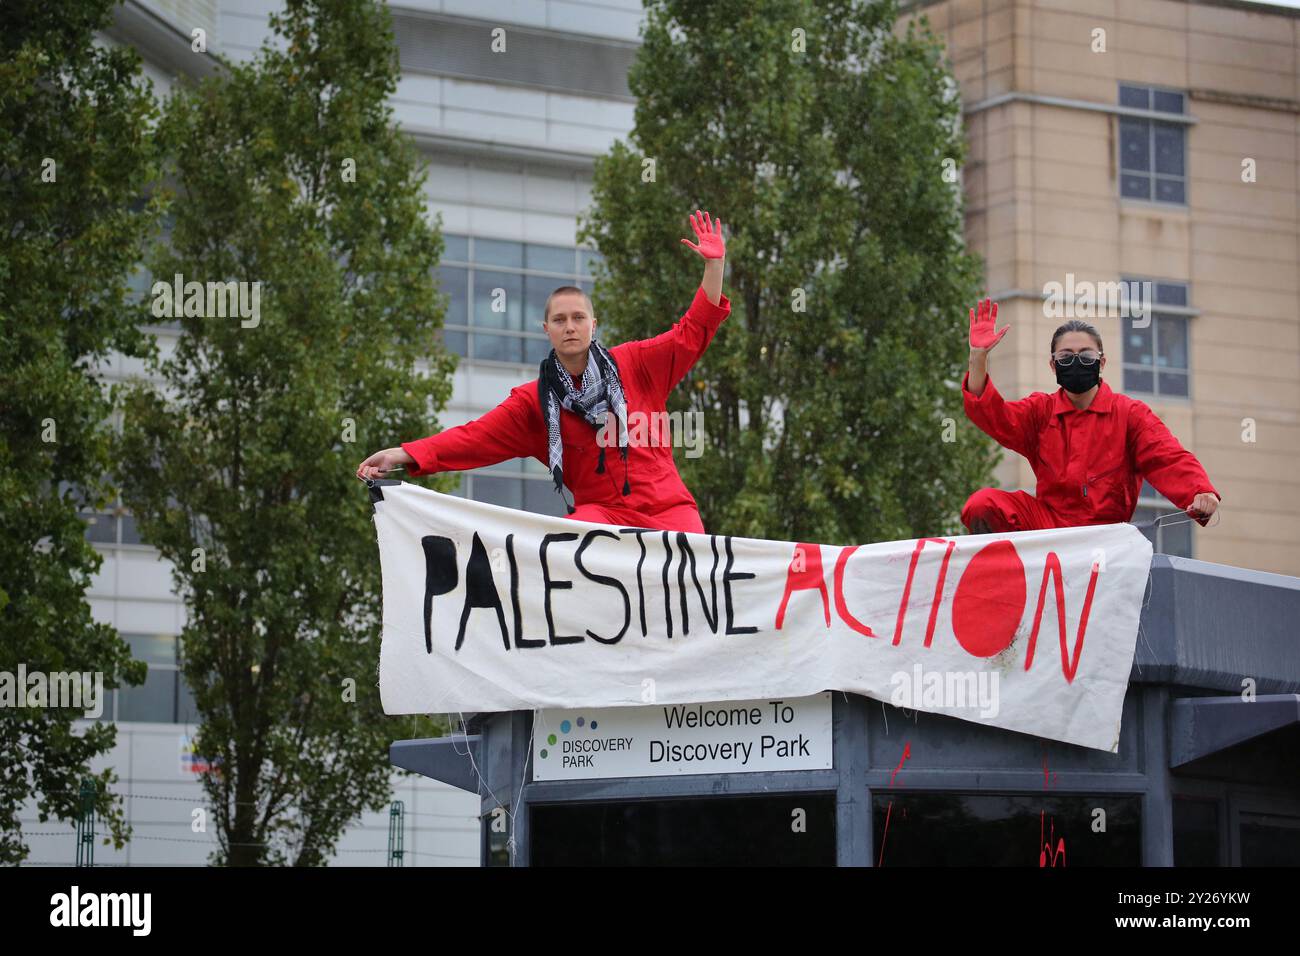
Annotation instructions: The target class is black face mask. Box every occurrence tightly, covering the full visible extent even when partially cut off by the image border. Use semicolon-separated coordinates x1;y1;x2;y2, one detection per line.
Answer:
1054;359;1101;394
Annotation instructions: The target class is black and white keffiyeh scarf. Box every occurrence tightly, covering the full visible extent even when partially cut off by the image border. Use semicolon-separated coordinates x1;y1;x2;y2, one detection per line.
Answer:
538;341;630;513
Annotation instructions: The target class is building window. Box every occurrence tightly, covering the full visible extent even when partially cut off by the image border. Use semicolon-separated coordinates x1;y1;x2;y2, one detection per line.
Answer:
132;210;180;330
449;461;569;519
79;496;142;547
1121;279;1189;398
1134;482;1193;558
437;235;602;366
96;634;198;724
436;235;606;517
1118;84;1187;204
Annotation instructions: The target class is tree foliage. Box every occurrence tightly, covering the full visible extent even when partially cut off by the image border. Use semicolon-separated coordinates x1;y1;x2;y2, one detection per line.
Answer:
0;0;156;865
117;0;453;866
581;0;995;543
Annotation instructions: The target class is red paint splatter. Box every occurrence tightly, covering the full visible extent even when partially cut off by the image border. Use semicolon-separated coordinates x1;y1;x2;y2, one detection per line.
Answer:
1038;750;1065;865
878;741;911;867
877;802;894;868
1039;811;1067;867
1041;746;1059;788
889;741;912;788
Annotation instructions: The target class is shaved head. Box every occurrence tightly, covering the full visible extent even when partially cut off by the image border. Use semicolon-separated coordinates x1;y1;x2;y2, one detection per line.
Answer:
544;285;592;322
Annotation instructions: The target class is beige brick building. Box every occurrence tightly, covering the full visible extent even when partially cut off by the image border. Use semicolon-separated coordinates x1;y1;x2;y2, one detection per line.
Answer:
903;0;1300;574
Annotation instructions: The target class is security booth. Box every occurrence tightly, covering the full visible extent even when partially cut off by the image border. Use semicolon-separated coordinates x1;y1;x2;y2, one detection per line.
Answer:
391;554;1300;866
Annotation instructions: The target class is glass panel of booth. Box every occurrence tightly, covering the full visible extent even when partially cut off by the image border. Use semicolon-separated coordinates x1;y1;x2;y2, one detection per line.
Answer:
529;794;837;866
1172;783;1300;867
1230;792;1300;867
870;792;1142;866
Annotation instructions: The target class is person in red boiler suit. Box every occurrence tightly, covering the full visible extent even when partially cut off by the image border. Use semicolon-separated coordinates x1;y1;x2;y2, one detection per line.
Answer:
357;210;730;534
960;298;1221;533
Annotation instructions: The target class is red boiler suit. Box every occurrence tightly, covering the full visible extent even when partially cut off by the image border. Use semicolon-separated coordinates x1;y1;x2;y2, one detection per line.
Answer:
961;372;1220;532
401;286;731;533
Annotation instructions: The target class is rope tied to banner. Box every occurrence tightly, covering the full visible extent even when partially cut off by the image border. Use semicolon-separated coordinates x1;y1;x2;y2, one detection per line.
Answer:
1131;509;1222;533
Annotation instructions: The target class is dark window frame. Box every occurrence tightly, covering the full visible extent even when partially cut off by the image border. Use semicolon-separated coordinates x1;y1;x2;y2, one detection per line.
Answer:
1120;277;1191;400
438;234;602;370
1117;83;1188;206
97;633;196;725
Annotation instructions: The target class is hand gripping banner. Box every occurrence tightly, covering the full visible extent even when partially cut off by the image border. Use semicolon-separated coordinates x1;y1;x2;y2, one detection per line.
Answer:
372;482;1152;751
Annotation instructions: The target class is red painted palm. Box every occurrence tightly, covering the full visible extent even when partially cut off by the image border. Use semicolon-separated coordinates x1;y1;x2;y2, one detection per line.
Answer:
680;209;726;259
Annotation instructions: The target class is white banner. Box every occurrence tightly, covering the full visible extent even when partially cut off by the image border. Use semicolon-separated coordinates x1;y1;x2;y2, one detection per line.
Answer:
373;482;1152;752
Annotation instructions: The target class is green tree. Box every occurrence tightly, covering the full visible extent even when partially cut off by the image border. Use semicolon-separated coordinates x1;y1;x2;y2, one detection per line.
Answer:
0;0;155;865
117;0;453;866
580;0;995;543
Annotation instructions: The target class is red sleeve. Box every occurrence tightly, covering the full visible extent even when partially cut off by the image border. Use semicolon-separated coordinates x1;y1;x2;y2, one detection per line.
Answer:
400;385;543;477
1128;403;1220;526
622;286;731;402
961;371;1044;459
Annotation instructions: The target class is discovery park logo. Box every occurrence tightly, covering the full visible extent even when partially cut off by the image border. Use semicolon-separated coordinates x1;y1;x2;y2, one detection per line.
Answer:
538;715;635;770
